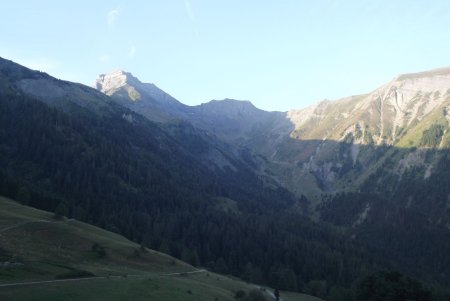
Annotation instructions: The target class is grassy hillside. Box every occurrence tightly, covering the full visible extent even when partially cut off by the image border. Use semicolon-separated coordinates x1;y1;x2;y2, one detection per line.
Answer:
1;273;248;301
0;196;320;301
0;196;192;282
0;272;321;301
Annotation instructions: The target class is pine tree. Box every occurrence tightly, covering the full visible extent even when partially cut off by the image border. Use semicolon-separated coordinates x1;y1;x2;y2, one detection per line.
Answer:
274;288;280;301
16;186;31;205
54;202;68;219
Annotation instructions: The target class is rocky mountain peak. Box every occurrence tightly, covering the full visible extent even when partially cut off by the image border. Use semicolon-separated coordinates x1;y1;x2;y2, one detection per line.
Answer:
95;70;142;95
95;70;186;121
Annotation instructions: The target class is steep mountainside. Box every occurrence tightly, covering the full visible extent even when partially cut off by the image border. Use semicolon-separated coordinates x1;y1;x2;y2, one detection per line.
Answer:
285;68;450;193
95;70;286;149
94;70;285;194
95;71;292;147
94;66;450;288
97;66;450;203
279;69;450;263
1;56;450;297
95;70;188;122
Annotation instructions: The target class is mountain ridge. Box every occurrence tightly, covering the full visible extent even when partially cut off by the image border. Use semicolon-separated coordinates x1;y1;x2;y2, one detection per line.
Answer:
93;65;450;200
94;65;450;115
2;56;450;297
0;57;407;296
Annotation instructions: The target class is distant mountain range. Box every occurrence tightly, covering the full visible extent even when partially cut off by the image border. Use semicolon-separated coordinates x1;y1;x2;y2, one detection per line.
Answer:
1;56;450;298
95;65;450;201
95;64;450;285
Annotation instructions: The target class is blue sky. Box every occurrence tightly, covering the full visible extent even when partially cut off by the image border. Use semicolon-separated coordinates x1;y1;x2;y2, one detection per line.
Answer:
1;0;450;111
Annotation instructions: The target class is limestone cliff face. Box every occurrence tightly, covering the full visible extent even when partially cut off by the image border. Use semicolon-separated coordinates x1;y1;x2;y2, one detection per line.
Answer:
96;70;130;94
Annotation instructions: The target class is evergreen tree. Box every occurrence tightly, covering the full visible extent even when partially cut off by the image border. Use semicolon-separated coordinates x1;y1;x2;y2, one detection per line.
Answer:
274;288;280;301
16;186;31;205
54;202;68;219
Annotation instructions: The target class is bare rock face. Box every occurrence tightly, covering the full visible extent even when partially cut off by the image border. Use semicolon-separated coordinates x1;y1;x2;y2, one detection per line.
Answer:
95;70;186;122
95;70;129;94
279;67;450;196
287;67;450;146
95;70;142;102
95;70;183;106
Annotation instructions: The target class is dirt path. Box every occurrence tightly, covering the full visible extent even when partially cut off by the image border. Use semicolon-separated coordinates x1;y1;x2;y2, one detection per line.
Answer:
0;219;51;234
0;269;206;288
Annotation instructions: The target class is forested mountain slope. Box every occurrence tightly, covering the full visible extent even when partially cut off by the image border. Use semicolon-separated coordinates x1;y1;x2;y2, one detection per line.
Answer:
0;57;399;298
93;64;450;289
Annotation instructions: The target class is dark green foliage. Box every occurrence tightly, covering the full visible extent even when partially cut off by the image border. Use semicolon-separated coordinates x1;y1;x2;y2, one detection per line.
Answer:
235;290;246;299
355;124;363;140
244;289;267;301
344;132;354;144
304;280;328;299
181;247;199;267
243;262;263;284
355;271;432;301
354;151;450;285
53;202;68;219
15;186;31;205
91;243;107;258
319;192;380;227
139;244;148;253
420;124;445;147
364;130;375;145
131;249;140;258
274;288;280;301
328;286;354;301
